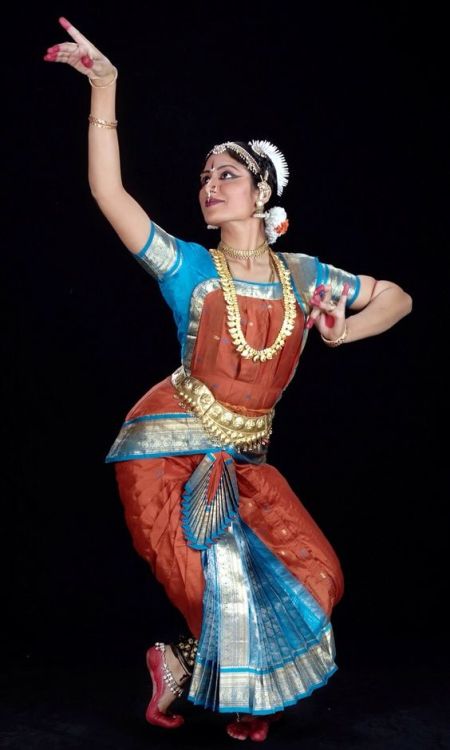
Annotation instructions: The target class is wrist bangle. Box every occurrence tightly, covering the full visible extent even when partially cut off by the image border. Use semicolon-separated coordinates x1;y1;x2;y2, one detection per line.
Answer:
88;68;118;88
88;115;118;129
320;324;348;347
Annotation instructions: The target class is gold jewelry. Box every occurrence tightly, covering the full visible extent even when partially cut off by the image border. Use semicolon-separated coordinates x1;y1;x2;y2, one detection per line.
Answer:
88;115;118;129
253;198;266;219
172;367;273;450
88;68;118;88
211;249;297;362
209;142;261;176
218;239;269;259
253;178;271;218
268;254;277;283
320;324;348;347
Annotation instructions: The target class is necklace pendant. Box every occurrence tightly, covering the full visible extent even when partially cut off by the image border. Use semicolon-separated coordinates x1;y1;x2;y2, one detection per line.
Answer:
211;248;297;363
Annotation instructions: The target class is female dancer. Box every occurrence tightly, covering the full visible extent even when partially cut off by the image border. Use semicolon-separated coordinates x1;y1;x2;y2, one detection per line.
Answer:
44;17;412;742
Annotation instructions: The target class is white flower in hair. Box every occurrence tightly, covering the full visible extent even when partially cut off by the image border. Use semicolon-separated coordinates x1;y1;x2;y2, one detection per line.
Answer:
264;207;289;245
249;140;289;196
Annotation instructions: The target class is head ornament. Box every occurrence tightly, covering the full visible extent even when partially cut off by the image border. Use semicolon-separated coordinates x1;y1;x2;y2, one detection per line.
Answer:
249;140;289;197
207;140;290;243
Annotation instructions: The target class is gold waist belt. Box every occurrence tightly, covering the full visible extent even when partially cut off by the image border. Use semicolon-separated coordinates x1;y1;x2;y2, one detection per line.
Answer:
171;367;273;451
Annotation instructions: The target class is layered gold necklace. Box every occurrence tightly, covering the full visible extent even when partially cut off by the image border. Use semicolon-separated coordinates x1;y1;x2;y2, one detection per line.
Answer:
210;247;297;362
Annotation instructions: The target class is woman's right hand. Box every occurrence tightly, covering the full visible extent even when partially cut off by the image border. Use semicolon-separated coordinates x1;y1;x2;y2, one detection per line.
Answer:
43;17;116;83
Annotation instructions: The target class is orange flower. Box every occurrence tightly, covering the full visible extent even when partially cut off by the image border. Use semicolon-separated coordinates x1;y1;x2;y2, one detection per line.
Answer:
275;220;289;235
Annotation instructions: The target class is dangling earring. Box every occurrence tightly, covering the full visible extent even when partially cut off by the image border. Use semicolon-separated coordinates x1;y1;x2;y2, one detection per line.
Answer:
253;197;266;219
207;224;219;229
253;177;270;218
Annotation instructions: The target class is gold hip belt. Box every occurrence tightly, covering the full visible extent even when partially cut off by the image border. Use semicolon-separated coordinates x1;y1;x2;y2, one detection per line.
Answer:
171;366;273;451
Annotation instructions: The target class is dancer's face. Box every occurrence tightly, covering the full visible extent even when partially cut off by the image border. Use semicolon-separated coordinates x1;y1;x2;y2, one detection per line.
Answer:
199;154;259;226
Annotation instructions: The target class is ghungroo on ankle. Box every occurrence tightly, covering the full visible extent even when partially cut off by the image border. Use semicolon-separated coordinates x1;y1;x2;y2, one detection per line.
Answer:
154;642;184;697
170;635;199;676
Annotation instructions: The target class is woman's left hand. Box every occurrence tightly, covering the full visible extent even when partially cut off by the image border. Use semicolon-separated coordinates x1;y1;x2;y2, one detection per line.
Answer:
306;282;350;339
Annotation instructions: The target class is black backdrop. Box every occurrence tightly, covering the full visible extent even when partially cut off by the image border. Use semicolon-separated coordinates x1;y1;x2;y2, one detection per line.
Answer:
4;1;446;689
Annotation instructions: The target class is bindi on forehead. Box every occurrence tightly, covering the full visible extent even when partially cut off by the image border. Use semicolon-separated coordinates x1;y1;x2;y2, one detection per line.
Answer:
201;160;246;174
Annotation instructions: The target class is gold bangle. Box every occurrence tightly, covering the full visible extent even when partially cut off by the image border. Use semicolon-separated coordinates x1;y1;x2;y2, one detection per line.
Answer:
320;324;348;347
88;68;118;88
88;115;118;129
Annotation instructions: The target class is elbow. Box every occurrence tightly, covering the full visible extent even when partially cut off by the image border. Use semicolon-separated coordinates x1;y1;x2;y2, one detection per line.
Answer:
386;282;413;318
89;184;108;203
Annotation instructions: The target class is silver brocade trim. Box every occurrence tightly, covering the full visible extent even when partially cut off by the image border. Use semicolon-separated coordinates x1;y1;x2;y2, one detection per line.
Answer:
183;277;284;371
279;253;317;315
280;253;359;309
105;415;218;462
322;262;360;304
189;527;251;708
188;525;336;713
134;223;179;280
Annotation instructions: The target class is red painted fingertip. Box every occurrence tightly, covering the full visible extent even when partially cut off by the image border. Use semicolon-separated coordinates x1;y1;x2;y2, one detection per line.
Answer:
81;55;93;68
59;16;71;29
325;314;335;328
314;284;325;293
305;318;315;329
343;282;350;296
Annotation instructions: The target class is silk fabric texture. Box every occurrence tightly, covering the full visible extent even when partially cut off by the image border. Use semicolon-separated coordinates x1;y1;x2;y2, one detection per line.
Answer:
107;222;360;710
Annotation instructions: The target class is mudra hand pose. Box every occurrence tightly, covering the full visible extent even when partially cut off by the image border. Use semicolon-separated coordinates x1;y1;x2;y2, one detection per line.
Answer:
44;18;412;742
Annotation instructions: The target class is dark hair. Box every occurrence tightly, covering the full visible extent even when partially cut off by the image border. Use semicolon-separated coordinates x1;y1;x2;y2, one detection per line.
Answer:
203;141;278;206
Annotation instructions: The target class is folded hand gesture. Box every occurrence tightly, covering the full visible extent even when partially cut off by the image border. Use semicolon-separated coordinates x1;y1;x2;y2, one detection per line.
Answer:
306;283;350;342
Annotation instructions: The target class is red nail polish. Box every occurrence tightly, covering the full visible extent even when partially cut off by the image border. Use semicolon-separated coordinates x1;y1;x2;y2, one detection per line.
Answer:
59;16;71;29
343;282;350;296
306;318;314;329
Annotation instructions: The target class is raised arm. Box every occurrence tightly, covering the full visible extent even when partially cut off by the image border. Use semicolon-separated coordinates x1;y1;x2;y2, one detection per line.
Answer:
44;17;150;254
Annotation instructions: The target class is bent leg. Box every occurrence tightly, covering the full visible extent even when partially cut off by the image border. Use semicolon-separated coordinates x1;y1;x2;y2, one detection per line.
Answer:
114;456;205;638
237;461;344;617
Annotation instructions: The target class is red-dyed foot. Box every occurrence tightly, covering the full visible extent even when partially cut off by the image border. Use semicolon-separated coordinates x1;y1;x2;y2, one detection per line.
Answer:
248;712;282;742
145;646;184;729
226;717;251;740
248;718;269;742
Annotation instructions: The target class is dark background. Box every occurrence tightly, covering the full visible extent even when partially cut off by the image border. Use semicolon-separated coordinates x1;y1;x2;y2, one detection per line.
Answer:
2;2;448;748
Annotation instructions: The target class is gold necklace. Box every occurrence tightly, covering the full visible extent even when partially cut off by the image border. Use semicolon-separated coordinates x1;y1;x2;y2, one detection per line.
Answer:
211;248;297;362
218;239;269;259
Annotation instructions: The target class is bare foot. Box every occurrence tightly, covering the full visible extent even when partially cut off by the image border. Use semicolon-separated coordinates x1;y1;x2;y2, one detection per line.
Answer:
226;714;253;740
226;712;282;742
248;713;282;741
156;645;190;714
